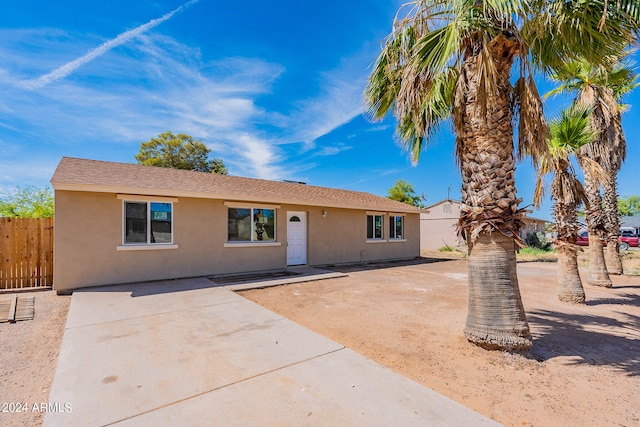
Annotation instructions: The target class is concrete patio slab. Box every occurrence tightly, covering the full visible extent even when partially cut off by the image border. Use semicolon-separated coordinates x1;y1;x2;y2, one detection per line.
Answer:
211;266;348;291
46;288;342;426
116;347;500;426
65;277;239;328
45;276;501;427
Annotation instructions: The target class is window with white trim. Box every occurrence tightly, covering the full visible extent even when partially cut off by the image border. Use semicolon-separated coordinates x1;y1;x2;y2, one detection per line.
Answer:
228;207;276;242
124;201;173;245
389;215;404;239
367;214;384;240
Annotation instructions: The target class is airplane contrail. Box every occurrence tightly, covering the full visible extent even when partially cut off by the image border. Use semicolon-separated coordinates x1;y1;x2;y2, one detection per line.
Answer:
24;0;200;89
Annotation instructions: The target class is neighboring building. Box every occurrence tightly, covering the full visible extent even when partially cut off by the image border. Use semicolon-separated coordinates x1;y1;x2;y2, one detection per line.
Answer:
420;199;548;250
51;157;420;292
420;199;462;250
620;216;640;235
519;216;548;241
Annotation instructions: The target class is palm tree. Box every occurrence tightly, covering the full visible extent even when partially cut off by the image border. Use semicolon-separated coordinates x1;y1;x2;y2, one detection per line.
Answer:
365;1;637;350
534;106;599;303
548;59;638;280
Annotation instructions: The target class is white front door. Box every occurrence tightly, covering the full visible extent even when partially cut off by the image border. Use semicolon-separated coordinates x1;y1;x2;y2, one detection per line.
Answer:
287;211;307;265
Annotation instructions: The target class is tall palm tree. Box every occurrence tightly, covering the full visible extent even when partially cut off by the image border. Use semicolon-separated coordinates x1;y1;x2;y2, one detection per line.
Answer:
534;106;599;303
366;0;637;350
548;59;638;279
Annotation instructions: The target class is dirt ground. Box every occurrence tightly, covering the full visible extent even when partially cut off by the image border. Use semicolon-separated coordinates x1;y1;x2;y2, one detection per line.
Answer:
1;252;638;427
241;254;640;427
0;290;70;427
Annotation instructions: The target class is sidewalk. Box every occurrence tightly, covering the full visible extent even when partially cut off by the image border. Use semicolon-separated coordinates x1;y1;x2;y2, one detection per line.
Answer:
45;274;501;426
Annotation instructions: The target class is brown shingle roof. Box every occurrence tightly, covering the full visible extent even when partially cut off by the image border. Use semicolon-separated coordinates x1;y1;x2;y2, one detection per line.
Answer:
51;157;419;213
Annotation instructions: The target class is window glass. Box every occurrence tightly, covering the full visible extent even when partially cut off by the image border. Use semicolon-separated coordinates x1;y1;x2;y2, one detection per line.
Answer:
150;203;172;243
228;208;252;241
254;208;275;242
374;215;383;239
390;216;403;239
228;207;276;242
125;202;147;243
124;202;173;244
367;214;384;239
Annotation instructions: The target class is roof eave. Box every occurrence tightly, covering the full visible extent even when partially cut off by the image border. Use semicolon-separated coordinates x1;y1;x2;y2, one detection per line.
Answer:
51;182;419;214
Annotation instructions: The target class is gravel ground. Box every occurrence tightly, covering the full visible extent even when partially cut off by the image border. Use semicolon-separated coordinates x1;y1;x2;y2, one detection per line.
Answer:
0;290;70;427
242;257;640;427
1;249;638;427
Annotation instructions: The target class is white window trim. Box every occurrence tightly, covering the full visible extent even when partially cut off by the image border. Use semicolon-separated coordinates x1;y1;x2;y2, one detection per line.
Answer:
225;201;281;209
226;206;278;244
389;214;405;240
118;194;178;203
122;200;175;246
223;242;282;248
366;213;385;240
117;244;179;251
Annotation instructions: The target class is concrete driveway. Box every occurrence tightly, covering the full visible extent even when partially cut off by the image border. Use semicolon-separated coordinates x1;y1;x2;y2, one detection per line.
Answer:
45;270;501;426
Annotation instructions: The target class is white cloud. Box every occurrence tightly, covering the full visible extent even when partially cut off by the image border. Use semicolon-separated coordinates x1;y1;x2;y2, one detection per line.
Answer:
21;0;201;89
0;160;56;194
281;55;369;149
0;21;374;184
313;144;353;157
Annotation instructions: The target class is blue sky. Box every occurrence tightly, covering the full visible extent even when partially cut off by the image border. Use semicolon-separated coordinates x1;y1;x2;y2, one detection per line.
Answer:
2;1;640;221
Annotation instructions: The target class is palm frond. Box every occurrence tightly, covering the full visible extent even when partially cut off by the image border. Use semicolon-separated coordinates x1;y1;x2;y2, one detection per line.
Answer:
514;74;548;168
525;1;637;73
534;105;596;208
398;67;458;164
548;105;597;154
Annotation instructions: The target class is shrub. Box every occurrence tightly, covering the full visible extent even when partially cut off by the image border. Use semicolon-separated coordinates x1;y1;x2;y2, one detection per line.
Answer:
524;232;552;251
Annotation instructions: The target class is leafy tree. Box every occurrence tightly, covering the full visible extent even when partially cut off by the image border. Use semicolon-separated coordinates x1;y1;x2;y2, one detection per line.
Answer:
618;195;640;216
387;179;425;208
0;186;54;218
136;131;228;174
365;1;638;351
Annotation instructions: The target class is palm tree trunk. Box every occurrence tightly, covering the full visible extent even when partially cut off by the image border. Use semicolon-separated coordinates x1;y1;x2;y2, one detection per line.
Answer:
465;233;532;350
603;172;623;274
457;36;532;351
553;198;585;303
557;245;585;303
580;167;613;287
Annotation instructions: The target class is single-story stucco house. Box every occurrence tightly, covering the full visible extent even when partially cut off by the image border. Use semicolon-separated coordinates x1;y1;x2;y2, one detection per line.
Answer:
419;199;548;250
51;157;420;292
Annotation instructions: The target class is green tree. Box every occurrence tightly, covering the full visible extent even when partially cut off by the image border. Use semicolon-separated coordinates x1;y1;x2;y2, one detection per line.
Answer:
387;180;425;207
618;195;640;216
365;0;638;351
0;186;54;218
136;131;228;174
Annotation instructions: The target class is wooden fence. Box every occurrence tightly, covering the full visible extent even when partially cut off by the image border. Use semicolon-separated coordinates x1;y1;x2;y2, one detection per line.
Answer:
0;217;53;289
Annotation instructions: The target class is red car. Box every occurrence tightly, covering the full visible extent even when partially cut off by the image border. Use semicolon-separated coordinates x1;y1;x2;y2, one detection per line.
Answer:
575;231;639;250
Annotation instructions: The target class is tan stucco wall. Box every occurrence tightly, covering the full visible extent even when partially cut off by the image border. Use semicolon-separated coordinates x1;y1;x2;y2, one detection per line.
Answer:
306;207;420;266
53;191;419;291
420;201;462;250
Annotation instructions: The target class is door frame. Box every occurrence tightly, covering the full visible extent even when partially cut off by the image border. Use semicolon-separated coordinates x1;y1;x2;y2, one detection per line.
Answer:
286;211;307;265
